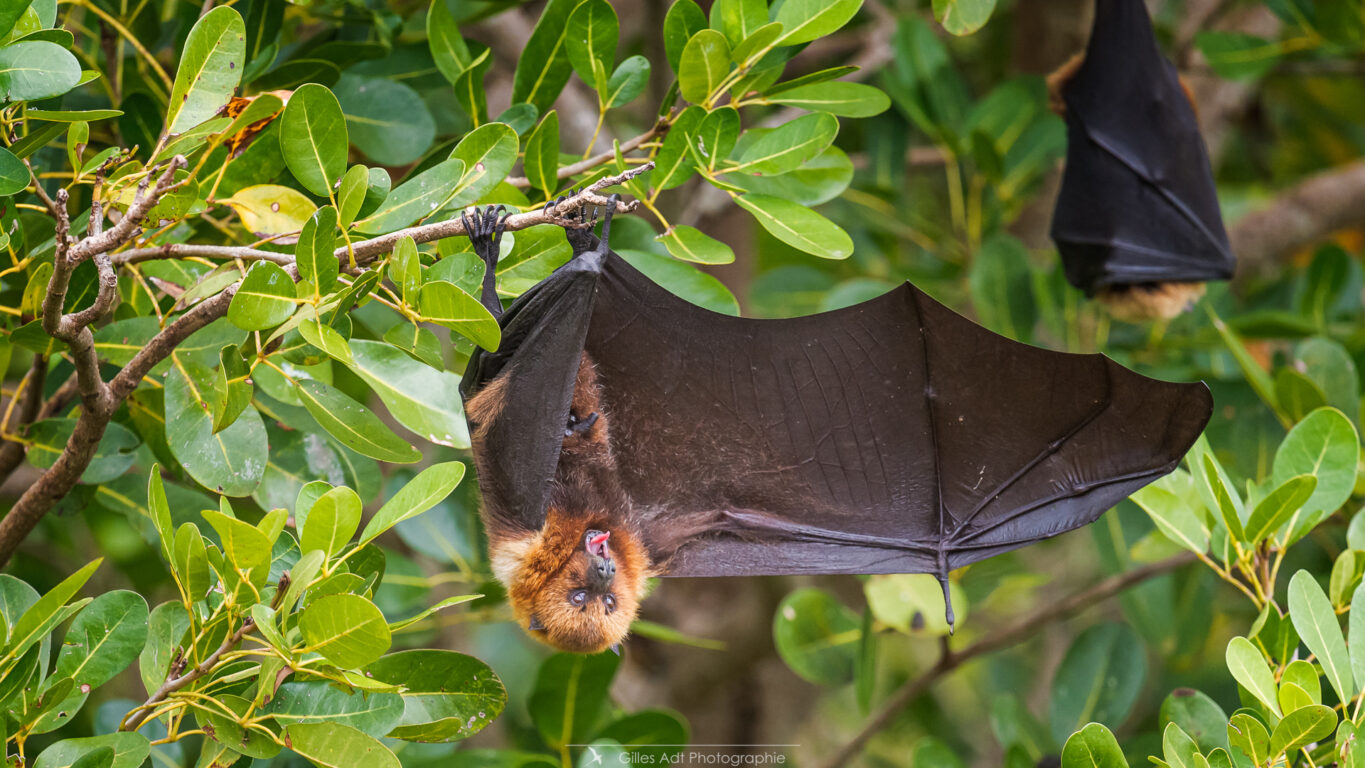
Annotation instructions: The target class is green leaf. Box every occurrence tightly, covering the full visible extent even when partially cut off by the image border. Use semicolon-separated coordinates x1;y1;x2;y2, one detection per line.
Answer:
530;652;619;747
298;316;352;365
334;75;435;167
139;602;188;696
446;122;520;207
281;84;347;197
337;165;370;228
52;590;148;690
656;225;736;265
1245;475;1316;544
172;523;212;602
0;0;35;39
773;587;859;686
354;158;464;235
1227;712;1270;765
1160;689;1229;754
229;261;297;330
358;461;465;545
774;0;863;45
735;112;838;175
0;41;80;102
1271;407;1359;544
510;0;581;114
165;7;245;133
26;419;139;484
1049;623;1145;745
617;248;739;314
367;649;505;741
212;344;252;433
736;193;852;259
1201;455;1246;543
344;340;466;447
725;146;853;205
605;56;650;108
33;733;149;768
427;0;471;84
1288;570;1353;705
566;0;618;88
679;30;730;103
302;486;362;558
224;184;317;237
524;111;560;194
1331;550;1365;607
1226;636;1281;717
297;207;339;297
284;722;399;768
5;559;100;666
711;0;766;46
1275;368;1328;423
1060;723;1128;768
1162;722;1201;768
388;595;479;631
202;507;272;578
300;593;392;669
418;280;500;351
262;681;403;737
1294;338;1359;416
293;379;421;464
933;0;998;35
1195;31;1280;80
165;364;267;496
765;81;891;117
969;233;1036;342
0;146;26;194
1269;704;1336;757
664;0;707;73
691;106;739;172
865;573;965;636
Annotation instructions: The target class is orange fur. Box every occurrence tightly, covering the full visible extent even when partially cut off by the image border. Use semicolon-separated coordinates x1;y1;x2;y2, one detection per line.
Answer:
476;352;652;653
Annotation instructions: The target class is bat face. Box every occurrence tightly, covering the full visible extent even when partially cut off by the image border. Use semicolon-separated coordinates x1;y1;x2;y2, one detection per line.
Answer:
496;512;650;654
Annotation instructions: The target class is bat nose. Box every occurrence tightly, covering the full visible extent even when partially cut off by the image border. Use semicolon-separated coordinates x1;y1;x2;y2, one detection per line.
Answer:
587;554;615;589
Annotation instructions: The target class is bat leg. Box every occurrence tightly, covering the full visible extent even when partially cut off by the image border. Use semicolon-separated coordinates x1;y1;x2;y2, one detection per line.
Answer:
465;204;510;320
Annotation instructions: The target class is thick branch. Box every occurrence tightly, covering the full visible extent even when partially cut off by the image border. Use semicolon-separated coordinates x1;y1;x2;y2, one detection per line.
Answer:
1230;160;1365;285
819;552;1196;768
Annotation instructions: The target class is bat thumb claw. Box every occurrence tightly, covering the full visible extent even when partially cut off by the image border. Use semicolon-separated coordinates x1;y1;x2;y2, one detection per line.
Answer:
608;643;621;656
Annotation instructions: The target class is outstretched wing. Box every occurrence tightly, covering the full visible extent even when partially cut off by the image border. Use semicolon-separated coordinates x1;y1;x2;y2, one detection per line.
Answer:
1050;0;1234;292
582;254;1211;579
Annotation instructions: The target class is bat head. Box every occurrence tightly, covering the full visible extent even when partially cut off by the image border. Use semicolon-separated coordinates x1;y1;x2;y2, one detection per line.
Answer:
500;513;650;654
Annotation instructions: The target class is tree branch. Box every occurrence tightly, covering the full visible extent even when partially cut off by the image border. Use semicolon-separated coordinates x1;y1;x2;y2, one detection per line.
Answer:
1230;159;1365;285
122;618;256;732
819;552;1196;768
70;157;187;262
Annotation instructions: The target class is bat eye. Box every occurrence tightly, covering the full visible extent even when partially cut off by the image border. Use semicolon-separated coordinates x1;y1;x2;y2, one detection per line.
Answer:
602;594;616;613
569;589;588;606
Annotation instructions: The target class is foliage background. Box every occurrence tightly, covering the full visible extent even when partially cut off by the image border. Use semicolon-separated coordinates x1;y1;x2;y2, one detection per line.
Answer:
2;0;1365;766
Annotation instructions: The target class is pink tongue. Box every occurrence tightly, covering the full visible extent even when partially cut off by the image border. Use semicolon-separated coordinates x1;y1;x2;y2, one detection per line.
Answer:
589;532;610;554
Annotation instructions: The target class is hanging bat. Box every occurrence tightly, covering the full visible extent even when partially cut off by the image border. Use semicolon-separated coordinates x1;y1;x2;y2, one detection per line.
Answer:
458;203;1212;654
1048;0;1235;322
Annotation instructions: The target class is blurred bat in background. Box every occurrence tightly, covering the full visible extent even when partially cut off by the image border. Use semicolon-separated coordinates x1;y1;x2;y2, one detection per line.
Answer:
1049;0;1235;321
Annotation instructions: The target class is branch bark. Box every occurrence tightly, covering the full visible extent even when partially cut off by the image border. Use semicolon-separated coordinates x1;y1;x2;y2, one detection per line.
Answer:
1230;159;1365;285
819;552;1196;768
121;618;256;732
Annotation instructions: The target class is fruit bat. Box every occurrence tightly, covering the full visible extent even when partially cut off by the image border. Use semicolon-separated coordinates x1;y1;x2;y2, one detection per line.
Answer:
458;202;1212;654
1048;0;1235;321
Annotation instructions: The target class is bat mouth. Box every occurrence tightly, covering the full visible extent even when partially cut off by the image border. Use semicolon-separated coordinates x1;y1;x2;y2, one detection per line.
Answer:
585;530;611;561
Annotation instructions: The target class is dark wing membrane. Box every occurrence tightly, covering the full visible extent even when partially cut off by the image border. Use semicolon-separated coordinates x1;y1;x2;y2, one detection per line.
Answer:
461;254;603;532
1051;0;1234;291
585;254;1211;578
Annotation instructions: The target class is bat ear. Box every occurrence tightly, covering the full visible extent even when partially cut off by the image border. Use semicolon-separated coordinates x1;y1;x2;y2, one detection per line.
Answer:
528;615;545;631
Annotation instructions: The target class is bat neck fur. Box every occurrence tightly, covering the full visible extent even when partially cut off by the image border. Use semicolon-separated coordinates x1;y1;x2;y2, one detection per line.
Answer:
493;509;650;654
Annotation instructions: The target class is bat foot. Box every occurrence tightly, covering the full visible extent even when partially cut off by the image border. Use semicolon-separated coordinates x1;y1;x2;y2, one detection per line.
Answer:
463;204;511;272
564;410;599;437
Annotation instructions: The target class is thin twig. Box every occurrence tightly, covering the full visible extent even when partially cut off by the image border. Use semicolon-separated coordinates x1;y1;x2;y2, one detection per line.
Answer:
506;119;669;189
819;552;1196;768
122;619;256;732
